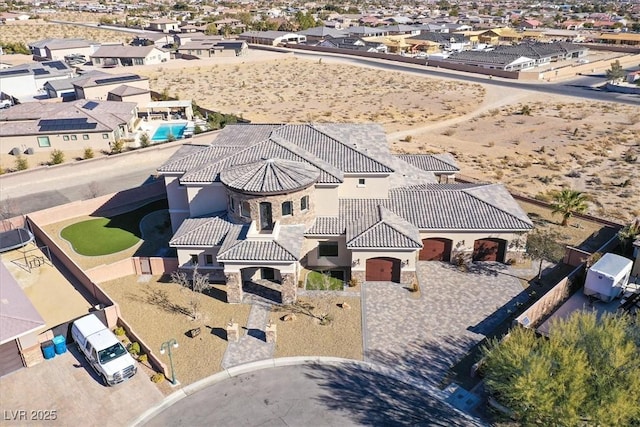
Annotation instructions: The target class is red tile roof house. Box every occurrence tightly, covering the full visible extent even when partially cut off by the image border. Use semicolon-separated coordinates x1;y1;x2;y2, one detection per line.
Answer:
158;123;533;304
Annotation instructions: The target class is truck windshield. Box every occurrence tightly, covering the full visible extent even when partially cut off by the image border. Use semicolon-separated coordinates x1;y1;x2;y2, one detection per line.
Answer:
98;343;127;364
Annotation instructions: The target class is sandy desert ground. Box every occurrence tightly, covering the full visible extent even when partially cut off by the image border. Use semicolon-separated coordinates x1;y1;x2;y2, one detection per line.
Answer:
134;54;638;223
0;16;132;45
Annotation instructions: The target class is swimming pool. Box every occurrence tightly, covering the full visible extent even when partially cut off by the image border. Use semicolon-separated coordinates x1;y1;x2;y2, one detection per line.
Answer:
151;123;188;142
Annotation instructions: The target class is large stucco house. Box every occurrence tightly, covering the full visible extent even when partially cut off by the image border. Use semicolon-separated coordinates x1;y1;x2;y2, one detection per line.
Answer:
158;123;533;304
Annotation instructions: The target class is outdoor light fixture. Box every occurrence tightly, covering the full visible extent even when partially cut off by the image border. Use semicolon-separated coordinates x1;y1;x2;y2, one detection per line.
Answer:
352;259;360;267
160;338;179;385
401;259;410;267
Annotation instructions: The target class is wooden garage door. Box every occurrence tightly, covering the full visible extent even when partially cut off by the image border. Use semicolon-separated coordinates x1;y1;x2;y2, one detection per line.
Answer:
366;257;400;282
419;238;452;261
473;239;504;262
0;340;24;377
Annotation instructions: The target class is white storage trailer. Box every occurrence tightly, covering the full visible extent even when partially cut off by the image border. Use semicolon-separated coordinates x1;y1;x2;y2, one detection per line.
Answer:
584;253;633;302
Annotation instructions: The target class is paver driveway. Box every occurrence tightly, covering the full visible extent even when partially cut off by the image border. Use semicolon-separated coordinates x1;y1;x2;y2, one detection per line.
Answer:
363;261;530;387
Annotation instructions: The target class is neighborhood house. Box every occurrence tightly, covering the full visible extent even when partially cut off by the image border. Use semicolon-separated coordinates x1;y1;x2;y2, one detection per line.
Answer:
158;123;533;304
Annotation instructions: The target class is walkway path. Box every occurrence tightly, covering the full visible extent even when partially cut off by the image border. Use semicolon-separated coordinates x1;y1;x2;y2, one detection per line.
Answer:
221;295;274;369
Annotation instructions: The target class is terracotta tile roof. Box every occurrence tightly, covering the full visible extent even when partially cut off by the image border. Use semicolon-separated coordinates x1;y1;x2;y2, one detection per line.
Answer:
220;158;320;195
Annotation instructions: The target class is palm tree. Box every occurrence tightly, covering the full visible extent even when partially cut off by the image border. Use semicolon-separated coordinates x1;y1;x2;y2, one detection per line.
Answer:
551;189;589;226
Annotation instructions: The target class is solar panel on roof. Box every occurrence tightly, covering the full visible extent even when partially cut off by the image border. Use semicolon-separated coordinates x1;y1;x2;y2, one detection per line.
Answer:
32;68;50;76
93;75;141;86
44;61;68;70
83;101;99;110
0;69;31;76
39;118;97;132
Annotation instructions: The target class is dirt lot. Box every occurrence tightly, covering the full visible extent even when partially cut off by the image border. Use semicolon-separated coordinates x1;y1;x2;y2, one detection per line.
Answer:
417;97;639;222
138;56;485;133
0;18;131;45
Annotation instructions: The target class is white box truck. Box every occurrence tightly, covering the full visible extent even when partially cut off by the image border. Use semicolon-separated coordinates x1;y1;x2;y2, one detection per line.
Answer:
71;314;137;386
584;253;633;303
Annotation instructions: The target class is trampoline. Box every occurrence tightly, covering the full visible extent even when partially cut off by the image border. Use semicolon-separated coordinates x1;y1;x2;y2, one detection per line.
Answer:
0;228;35;253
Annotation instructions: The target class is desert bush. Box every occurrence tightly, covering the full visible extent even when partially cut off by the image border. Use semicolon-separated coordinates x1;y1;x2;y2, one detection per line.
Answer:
114;327;125;336
442;129;456;136
15;156;28;171
83;147;94;159
128;342;141;356
138;354;148;363
139;132;150;148
50;149;64;165
520;105;532;116
151;373;165;383
111;139;125;154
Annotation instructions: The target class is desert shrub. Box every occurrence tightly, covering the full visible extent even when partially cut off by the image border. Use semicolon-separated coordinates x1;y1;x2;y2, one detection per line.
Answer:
166;132;176;142
138;354;148;363
50;149;64;165
128;342;141;356
114;326;125;336
348;278;360;287
520;105;532;116
150;373;165;383
139;132;150;148
403;135;413;142
0;41;29;55
15;156;28;171
83;147;94;159
442;129;456;136
111;139;125;154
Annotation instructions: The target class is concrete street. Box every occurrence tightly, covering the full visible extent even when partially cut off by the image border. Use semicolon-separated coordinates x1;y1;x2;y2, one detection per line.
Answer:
143;363;484;427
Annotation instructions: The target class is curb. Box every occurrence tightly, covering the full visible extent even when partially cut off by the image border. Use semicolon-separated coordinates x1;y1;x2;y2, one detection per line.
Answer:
129;357;483;426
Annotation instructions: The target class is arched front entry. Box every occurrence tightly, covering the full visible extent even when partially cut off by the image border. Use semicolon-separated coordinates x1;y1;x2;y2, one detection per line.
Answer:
366;257;401;282
472;238;507;262
241;267;282;303
419;238;453;261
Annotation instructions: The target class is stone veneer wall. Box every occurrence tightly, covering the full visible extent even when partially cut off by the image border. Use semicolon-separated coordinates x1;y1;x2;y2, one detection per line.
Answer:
225;185;316;229
281;273;297;304
226;272;243;303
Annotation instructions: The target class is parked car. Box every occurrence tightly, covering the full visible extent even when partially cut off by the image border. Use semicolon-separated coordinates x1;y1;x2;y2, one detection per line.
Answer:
0;100;12;109
71;314;137;386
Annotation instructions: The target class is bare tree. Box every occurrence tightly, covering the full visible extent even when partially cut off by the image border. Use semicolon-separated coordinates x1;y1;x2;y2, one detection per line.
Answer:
171;265;209;321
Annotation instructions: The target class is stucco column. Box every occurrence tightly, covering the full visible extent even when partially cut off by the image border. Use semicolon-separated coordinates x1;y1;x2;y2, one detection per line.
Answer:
226;272;243;304
281;273;297;304
400;270;416;284
351;270;366;285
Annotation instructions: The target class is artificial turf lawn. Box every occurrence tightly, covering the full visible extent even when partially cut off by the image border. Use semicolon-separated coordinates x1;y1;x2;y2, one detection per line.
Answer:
60;199;168;256
306;270;345;291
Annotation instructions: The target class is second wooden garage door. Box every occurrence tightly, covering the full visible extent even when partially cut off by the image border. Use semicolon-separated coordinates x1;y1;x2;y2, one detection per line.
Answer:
419;238;452;261
366;257;401;282
473;239;505;262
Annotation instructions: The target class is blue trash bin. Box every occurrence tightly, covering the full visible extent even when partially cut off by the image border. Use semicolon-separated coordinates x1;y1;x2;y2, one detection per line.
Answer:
52;335;67;355
41;340;55;359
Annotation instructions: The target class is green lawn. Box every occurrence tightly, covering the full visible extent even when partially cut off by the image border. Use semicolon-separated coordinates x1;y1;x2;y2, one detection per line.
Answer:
60;199;168;256
61;218;140;256
306;270;345;291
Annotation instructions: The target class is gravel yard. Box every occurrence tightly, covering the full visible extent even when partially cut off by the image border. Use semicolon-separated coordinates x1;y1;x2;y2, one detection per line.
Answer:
99;276;251;387
270;295;363;360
